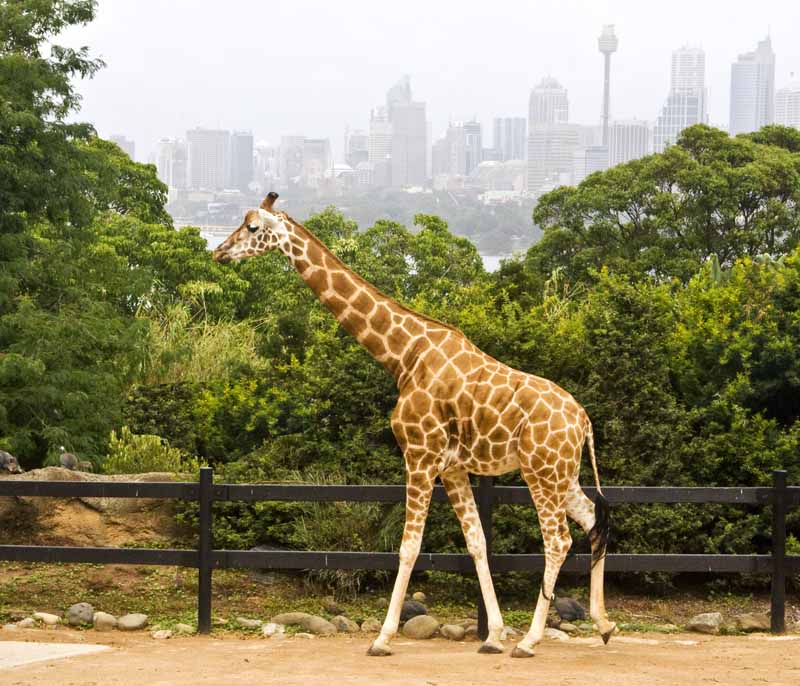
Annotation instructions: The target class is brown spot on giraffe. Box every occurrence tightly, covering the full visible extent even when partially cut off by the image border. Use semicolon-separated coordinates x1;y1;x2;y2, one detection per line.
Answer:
212;193;615;658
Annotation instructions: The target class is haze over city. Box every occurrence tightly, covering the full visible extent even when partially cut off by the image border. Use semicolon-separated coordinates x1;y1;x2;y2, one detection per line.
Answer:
64;0;800;162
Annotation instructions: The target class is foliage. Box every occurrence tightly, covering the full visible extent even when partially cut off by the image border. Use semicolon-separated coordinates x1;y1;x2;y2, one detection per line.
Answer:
103;426;200;475
528;124;800;287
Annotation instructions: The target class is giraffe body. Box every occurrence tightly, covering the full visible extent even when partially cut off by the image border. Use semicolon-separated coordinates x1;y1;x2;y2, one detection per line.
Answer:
214;193;615;657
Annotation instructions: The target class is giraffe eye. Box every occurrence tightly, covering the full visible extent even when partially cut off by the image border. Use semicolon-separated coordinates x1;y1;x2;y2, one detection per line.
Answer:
247;223;259;232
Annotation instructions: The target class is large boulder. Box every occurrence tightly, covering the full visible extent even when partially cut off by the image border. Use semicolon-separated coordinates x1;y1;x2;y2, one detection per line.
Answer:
440;624;466;641
360;618;382;633
400;600;427;622
554;597;586;622
401;615;439;639
331;615;359;633
66;603;94;626
270;612;337;636
734;613;770;632
687;612;723;635
117;613;149;631
92;612;117;632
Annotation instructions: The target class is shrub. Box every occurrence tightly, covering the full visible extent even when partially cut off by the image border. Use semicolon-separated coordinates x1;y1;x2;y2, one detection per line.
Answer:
103;426;200;475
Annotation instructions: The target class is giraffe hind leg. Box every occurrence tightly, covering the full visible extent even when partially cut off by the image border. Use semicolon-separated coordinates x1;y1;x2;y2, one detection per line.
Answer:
564;481;616;641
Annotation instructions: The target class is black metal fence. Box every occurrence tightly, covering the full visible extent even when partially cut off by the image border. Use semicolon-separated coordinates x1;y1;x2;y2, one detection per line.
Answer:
0;468;797;637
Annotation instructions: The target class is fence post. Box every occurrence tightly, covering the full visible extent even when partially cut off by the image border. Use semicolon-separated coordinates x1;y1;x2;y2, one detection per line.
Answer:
770;469;787;634
477;476;494;641
197;467;214;634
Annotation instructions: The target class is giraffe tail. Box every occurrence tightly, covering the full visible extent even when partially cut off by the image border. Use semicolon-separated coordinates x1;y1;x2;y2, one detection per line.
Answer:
585;417;610;566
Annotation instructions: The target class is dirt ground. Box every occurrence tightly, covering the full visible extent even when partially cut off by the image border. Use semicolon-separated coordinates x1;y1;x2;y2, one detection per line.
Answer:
2;630;799;686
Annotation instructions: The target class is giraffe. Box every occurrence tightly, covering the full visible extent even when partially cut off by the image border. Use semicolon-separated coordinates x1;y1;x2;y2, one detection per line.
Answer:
213;192;616;657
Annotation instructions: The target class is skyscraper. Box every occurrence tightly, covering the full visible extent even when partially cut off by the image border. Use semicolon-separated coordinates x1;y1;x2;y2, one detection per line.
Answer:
529;77;569;126
609;120;651;166
368;106;392;186
653;47;708;153
776;80;800;129
492;117;526;161
729;36;775;135
387;76;427;187
229;131;254;192
186;128;229;190
345;129;369;167
598;25;618;147
278;135;305;188
463;120;482;175
110;135;135;160
527;77;578;191
155;138;187;189
302;138;331;188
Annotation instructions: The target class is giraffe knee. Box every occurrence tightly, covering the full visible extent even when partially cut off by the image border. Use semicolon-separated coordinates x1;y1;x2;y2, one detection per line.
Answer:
399;538;422;564
465;529;487;561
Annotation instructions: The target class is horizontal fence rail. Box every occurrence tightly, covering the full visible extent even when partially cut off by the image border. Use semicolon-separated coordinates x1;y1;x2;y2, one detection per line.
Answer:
0;469;796;636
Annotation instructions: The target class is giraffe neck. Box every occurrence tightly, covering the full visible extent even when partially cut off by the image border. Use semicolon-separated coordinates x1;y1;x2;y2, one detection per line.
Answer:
277;215;434;381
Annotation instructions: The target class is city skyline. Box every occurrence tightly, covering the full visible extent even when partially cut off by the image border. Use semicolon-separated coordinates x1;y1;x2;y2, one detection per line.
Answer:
61;0;800;164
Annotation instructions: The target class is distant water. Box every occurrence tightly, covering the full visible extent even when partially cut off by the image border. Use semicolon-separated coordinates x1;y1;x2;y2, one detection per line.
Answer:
201;229;506;273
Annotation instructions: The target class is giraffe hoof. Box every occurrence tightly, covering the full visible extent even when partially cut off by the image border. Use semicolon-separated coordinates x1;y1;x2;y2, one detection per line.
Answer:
367;644;392;657
510;646;535;658
477;642;504;654
601;623;617;645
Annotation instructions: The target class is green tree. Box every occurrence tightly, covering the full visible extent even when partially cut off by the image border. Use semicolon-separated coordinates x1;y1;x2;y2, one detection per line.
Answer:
528;124;800;287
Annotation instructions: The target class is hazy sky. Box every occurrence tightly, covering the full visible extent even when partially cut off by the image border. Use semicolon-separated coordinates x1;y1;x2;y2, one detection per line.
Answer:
61;0;800;163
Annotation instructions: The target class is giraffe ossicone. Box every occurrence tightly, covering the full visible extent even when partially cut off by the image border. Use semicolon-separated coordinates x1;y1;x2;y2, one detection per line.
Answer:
213;193;616;657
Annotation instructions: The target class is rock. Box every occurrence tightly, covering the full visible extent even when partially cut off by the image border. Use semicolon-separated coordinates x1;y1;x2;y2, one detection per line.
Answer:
16;618;36;629
687;612;723;635
375;597;389;610
3;623;18;631
33;612;60;626
400;600;427;622
270;612;337;636
544;627;570;641
464;624;479;639
236;617;262;629
559;622;578;634
734;613;771;632
262;622;285;638
440;624;466;641
212;617;228;626
554;597;587;622
92;612;117;632
323;596;344;616
578;623;595;632
546;613;561;628
360;617;382;633
402;615;440;639
151;630;172;639
412;591;427;604
331;615;359;633
117;613;149;631
294;632;315;639
174;623;195;634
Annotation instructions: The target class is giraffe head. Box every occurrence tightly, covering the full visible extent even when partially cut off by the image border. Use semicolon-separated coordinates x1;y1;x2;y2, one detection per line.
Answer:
212;192;288;263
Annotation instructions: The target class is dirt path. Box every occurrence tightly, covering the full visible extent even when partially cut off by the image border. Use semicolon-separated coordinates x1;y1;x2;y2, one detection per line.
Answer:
2;631;799;686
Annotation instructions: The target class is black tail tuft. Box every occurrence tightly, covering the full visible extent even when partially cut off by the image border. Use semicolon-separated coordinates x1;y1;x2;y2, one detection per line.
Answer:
589;493;610;567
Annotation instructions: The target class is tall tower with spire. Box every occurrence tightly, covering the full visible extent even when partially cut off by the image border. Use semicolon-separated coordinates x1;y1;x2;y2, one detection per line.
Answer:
598;25;618;146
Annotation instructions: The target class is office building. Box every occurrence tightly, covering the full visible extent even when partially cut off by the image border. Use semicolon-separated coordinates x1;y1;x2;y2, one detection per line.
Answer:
654;47;708;152
186;128;229;190
729;36;775;135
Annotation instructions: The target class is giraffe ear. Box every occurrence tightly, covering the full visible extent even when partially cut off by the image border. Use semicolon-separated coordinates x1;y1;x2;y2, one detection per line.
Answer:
260;192;279;211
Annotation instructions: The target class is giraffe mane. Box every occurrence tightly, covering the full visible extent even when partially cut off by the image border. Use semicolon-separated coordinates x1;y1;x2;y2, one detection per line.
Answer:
278;211;466;337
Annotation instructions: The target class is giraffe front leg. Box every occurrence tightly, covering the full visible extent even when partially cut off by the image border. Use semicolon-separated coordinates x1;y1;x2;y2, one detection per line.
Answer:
368;469;434;656
441;469;504;653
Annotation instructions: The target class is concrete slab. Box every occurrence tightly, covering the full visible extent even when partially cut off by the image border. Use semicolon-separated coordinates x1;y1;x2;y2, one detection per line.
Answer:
0;641;111;669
